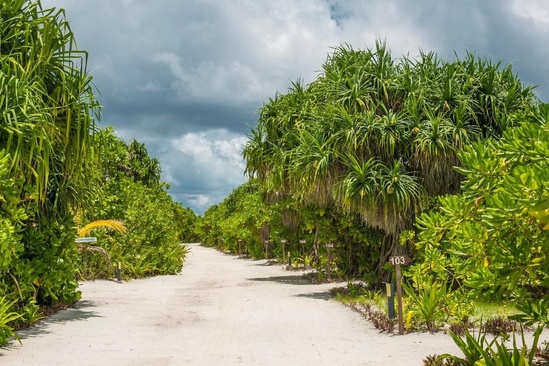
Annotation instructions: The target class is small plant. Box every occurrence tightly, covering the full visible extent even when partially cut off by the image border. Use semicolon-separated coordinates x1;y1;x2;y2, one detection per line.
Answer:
369;309;395;332
294;254;315;269
423;354;459;366
348;302;372;320
448;321;470;337
18;299;44;327
347;282;369;297
482;316;518;336
403;280;447;332
423;354;440;366
346;301;395;333
439;325;544;366
0;296;22;347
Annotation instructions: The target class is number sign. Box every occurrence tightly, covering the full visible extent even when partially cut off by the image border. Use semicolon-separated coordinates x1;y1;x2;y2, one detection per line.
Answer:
388;256;411;266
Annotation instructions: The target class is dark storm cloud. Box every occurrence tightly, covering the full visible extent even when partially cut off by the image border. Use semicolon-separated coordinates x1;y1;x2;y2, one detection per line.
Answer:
42;0;549;214
106;100;259;138
329;0;549;97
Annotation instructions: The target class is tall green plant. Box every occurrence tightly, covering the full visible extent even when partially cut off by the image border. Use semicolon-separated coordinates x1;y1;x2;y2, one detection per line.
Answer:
0;296;21;347
439;326;543;366
242;42;539;283
0;0;99;218
0;0;99;343
409;105;549;301
81;128;191;279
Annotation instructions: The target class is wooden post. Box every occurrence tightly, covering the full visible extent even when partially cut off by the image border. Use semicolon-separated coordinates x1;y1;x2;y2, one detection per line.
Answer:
299;239;306;256
388;255;411;335
264;240;269;259
326;243;333;281
313;227;320;264
237;239;242;257
116;261;122;282
281;239;287;263
395;263;404;335
385;282;395;320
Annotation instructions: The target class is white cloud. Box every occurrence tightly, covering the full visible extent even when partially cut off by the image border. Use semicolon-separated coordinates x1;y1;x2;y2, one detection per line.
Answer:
512;0;549;23
42;0;549;215
170;130;247;177
180;194;212;213
159;129;247;213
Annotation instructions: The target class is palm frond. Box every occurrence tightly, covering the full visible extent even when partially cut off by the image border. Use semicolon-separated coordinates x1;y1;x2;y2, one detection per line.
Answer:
78;219;127;237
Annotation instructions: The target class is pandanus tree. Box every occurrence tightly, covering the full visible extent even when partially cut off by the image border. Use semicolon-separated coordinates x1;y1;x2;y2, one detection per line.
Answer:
0;0;99;311
0;0;99;218
243;41;538;281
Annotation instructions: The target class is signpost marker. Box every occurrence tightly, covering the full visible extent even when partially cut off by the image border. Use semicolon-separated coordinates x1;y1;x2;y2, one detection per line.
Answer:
75;237;97;243
325;243;334;281
299;239;306;256
385;282;395;320
116;261;122;282
264;240;269;259
388;255;411;335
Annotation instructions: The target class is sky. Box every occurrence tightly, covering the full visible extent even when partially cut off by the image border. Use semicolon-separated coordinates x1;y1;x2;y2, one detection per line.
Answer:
42;0;549;215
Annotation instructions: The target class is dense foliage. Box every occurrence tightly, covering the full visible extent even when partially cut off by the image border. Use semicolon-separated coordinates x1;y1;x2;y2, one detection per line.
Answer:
206;42;539;284
79;127;193;279
408;105;549;304
198;180;384;280
0;1;97;345
201;43;549;349
0;0;197;346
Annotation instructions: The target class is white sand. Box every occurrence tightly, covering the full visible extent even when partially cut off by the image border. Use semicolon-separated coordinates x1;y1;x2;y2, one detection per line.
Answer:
0;243;501;365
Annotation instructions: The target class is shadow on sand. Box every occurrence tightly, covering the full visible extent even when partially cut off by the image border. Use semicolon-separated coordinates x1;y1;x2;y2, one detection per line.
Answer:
2;299;102;351
294;292;333;301
247;275;312;286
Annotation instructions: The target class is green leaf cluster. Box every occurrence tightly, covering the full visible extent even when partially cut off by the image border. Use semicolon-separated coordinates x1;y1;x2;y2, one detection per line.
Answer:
439;325;543;366
198;179;384;281
410;105;549;302
0;0;199;345
80;127;195;279
242;41;539;283
0;0;97;342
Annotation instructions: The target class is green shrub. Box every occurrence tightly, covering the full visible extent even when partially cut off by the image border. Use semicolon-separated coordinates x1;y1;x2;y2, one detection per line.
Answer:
404;280;447;332
0;296;21;347
439;326;543;366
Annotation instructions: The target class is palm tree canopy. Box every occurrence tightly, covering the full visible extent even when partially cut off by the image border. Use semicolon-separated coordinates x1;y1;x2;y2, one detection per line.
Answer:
243;42;539;258
0;0;99;217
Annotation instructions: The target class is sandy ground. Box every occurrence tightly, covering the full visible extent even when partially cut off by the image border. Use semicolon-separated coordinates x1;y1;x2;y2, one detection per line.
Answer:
0;243;519;365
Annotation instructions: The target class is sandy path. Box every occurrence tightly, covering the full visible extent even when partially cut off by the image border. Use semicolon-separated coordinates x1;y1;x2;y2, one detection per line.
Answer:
0;243;464;365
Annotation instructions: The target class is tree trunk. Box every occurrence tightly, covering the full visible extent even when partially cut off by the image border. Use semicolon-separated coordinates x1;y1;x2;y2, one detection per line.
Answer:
313;226;320;264
376;232;408;285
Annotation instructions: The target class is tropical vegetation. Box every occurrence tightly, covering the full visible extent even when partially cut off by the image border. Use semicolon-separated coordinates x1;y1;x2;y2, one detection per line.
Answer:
0;0;197;346
79;127;194;279
198;41;549;361
201;41;540;284
2;0;548;361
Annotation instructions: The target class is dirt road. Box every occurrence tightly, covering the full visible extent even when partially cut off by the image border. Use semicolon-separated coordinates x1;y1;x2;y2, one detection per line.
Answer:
0;244;462;365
